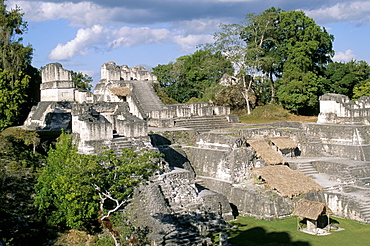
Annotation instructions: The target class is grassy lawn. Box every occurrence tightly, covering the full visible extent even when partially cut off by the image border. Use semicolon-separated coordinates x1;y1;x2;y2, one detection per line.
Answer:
213;216;370;246
237;104;317;124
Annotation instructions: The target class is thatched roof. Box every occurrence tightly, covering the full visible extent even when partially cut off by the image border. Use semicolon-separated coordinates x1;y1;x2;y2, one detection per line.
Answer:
109;86;131;96
293;199;333;220
248;139;284;165
252;165;322;198
269;136;298;150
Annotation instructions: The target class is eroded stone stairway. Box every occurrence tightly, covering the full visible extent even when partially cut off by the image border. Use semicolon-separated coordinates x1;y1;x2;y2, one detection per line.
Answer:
296;162;319;177
131;80;164;115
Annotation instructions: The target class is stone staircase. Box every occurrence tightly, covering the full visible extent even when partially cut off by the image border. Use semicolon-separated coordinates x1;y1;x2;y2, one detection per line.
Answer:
110;136;132;153
131;81;164;115
359;201;370;223
296;162;319;177
174;116;231;132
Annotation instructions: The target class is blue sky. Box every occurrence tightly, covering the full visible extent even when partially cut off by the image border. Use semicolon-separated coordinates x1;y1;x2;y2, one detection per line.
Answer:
7;0;370;84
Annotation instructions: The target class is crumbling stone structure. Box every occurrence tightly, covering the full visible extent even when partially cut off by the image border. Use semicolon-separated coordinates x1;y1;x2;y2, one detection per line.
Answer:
318;93;370;125
24;62;237;154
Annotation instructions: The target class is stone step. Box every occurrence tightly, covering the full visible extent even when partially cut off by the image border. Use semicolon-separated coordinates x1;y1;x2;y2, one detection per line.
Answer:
297;163;319;177
132;81;164;114
174;116;231;131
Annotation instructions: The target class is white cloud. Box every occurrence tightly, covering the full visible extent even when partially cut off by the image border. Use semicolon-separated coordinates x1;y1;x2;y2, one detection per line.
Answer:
173;34;214;52
8;1;115;26
110;27;171;48
48;25;176;60
49;25;107;60
333;49;357;62
304;1;370;24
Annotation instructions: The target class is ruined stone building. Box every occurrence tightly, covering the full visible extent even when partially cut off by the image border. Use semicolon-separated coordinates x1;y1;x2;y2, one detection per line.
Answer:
24;62;237;155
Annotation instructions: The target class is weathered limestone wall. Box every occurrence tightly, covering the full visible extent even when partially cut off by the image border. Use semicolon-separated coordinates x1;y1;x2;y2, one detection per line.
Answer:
186;147;256;183
115;119;147;137
74;90;96;103
318;93;370;125
42;63;71;83
41;88;75;102
305;123;370;160
198;176;294;220
72;115;112;141
324;192;365;223
40;63;75;102
100;62;157;81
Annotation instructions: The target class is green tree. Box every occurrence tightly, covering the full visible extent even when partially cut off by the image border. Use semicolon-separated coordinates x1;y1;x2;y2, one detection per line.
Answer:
34;133;163;242
205;8;334;114
71;70;93;91
322;60;370;99
152;50;233;103
273;10;334;114
241;7;281;103
353;79;370;99
0;1;40;130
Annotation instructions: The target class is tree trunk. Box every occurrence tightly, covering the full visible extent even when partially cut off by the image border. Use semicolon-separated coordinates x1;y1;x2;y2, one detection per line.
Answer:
269;71;275;103
242;75;252;114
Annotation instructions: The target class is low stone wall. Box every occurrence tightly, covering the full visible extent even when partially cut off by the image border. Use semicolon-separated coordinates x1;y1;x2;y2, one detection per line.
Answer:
198;176;298;220
185;146;256;183
305;123;370;160
148;103;230;120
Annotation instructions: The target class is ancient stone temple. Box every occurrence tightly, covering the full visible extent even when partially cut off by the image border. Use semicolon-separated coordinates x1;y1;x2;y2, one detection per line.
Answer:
23;62;237;154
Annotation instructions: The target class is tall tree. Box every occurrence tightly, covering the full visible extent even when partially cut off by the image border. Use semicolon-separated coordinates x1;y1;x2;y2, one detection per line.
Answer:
273;10;334;114
203;23;254;113
241;7;280;103
205;8;334;114
0;1;39;130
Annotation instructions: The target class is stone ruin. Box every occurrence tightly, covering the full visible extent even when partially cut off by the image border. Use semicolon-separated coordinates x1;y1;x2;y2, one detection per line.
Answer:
318;93;370;125
23;62;370;244
24;62;238;155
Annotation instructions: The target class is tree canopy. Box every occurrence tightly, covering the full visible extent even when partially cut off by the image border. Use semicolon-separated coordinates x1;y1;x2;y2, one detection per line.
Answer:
34;133;163;232
71;70;93;91
0;1;40;130
202;7;334;114
152;49;233;103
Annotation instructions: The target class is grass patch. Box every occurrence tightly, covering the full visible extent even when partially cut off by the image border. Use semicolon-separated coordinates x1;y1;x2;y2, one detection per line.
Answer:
214;216;370;246
237;104;318;124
